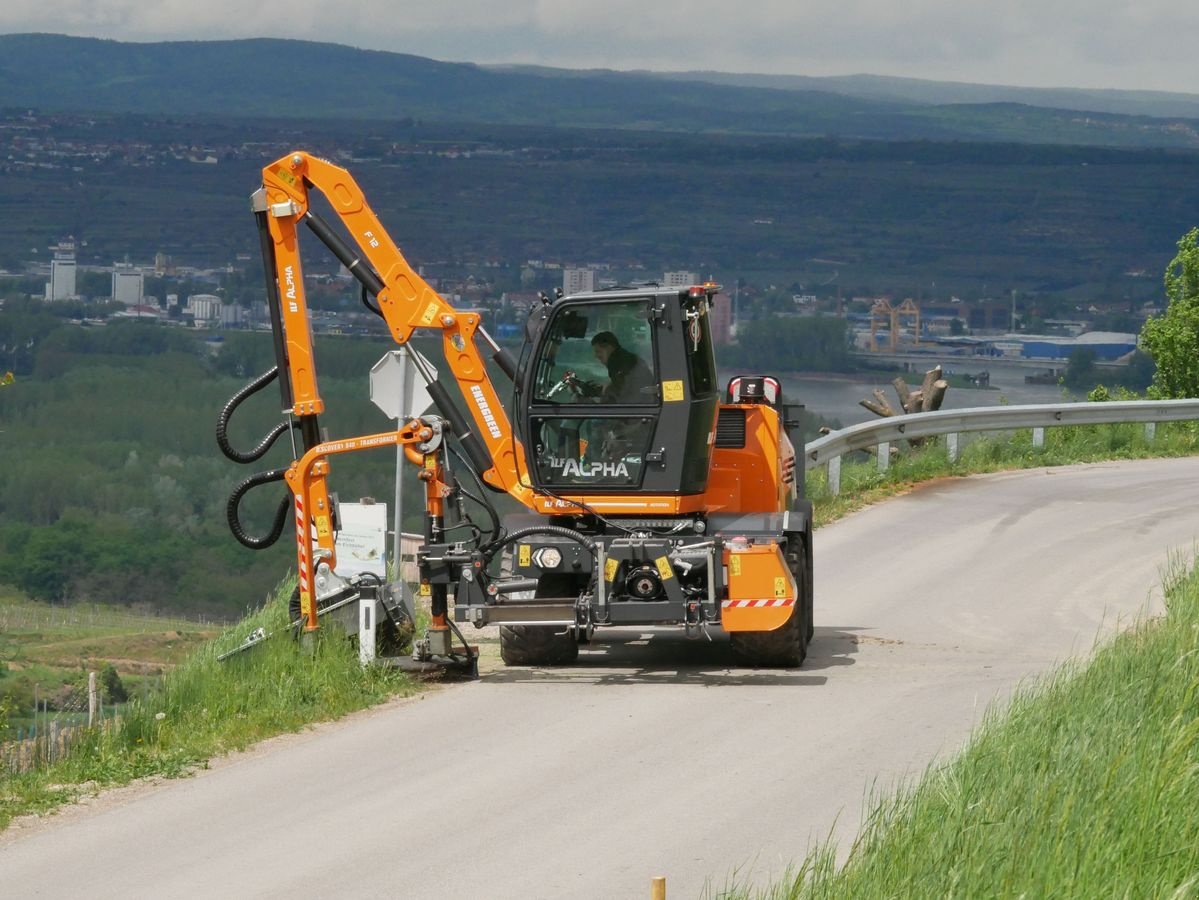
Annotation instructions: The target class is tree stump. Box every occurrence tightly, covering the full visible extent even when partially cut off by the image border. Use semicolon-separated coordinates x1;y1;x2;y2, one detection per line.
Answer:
858;365;949;447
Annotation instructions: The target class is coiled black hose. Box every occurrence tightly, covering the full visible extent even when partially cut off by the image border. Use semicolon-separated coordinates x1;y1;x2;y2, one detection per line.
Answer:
216;367;298;464
226;467;291;549
482;525;597;563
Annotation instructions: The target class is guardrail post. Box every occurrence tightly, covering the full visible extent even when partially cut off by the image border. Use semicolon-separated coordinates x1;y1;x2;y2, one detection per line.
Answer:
88;671;97;727
1145;422;1157;443
946;432;959;463
877;442;890;472
359;596;376;666
827;456;841;496
1032;427;1045;449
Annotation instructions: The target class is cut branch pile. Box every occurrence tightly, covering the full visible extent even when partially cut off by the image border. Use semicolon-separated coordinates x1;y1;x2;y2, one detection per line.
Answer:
859;365;949;447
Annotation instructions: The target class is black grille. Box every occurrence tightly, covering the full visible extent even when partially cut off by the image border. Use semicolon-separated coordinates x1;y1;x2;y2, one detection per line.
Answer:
715;407;746;448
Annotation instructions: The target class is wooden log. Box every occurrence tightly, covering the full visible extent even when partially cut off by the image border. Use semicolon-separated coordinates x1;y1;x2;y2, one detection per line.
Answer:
919;366;943;399
905;389;923;414
859;398;894;418
872;388;896;416
891;377;912;413
922;379;949;412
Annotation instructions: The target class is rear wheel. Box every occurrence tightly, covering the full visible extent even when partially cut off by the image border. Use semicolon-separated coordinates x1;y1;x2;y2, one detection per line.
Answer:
499;574;581;666
729;538;809;668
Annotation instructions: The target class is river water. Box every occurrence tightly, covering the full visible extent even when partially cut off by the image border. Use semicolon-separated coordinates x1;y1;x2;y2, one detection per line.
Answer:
723;361;1071;430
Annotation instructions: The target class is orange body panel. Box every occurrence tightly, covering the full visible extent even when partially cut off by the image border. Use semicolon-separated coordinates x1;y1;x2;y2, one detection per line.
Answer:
705;404;795;515
721;542;796;632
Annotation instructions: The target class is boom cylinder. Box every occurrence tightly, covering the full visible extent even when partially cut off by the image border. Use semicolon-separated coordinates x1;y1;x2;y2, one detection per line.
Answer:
254;207;293;412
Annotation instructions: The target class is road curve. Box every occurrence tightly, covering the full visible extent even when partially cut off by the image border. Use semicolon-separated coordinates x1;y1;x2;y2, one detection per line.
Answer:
4;458;1197;898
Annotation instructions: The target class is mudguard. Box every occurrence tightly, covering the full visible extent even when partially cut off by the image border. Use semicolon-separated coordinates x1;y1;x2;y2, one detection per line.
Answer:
721;541;796;632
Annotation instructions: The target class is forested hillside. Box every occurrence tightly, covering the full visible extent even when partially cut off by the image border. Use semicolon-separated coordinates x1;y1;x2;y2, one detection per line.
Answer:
0;311;416;617
4;34;1199;149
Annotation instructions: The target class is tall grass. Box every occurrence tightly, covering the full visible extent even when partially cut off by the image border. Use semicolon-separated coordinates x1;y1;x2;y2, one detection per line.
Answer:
735;555;1199;899
0;582;416;828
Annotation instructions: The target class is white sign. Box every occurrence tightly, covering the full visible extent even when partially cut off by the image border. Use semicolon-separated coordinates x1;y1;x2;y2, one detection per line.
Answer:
369;349;435;421
334;502;388;578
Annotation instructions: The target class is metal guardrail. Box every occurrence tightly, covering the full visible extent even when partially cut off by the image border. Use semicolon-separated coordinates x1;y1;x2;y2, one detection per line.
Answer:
804;399;1199;495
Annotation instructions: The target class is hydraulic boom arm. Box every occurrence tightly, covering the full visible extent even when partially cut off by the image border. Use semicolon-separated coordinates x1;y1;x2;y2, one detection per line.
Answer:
254;150;534;506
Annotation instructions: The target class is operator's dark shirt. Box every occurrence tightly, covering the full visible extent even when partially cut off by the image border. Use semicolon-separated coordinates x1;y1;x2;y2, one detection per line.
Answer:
602;347;654;404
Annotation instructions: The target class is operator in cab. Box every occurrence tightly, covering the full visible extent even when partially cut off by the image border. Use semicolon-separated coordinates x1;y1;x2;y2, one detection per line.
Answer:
589;332;654;404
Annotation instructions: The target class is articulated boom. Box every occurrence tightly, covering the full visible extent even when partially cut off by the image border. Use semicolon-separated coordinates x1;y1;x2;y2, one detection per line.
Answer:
257;150;533;505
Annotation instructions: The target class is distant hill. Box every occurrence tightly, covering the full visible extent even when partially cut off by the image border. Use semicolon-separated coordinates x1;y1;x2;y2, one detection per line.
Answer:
3;34;1199;149
631;70;1199;120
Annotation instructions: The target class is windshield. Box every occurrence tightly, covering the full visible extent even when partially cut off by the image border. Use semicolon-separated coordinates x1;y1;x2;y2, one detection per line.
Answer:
531;299;657;406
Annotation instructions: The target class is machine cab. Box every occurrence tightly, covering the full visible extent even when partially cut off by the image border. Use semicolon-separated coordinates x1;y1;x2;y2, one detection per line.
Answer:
518;285;722;496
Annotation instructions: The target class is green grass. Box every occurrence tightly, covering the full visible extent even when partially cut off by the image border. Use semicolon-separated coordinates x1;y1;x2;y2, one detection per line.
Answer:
732;553;1199;899
0;590;219;734
0;582;417;828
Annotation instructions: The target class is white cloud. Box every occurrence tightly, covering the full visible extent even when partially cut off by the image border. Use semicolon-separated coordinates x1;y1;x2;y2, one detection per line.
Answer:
1;0;1197;91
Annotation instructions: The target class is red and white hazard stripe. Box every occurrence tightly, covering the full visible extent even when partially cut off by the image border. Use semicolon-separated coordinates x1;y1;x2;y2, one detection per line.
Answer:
295;494;309;597
722;598;794;608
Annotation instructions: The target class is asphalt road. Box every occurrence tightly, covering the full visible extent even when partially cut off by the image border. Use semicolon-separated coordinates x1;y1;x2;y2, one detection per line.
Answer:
4;458;1198;899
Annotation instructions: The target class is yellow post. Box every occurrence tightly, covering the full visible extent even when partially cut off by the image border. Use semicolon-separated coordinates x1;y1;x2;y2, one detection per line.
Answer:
651;875;666;900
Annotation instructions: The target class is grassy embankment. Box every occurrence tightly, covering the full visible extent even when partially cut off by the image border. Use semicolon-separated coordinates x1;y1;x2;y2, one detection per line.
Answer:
0;588;218;734
0;584;417;829
735;552;1199;899
2;415;1198;832
715;419;1199;897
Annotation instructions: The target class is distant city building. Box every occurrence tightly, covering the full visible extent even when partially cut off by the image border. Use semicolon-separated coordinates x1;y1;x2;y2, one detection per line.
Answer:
664;271;698;287
563;267;595;295
187;293;221;324
709;292;732;345
220;303;245;327
45;238;77;300
112;304;165;321
154;252;174;276
112;264;144;306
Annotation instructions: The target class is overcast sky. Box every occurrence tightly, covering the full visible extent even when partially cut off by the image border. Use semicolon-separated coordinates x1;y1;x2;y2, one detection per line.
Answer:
3;0;1197;93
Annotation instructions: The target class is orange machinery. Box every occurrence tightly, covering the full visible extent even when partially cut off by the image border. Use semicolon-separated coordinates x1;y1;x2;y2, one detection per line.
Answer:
218;151;814;670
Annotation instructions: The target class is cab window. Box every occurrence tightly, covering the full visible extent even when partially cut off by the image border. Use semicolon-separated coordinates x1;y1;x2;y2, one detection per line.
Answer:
531;300;657;406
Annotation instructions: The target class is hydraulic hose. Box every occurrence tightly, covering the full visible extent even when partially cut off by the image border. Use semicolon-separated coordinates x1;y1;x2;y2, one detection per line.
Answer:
483;525;597;564
226;467;291;550
216;367;298;464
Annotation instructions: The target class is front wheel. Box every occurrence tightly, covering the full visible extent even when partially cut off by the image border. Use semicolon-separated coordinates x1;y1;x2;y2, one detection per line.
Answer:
499;574;581;666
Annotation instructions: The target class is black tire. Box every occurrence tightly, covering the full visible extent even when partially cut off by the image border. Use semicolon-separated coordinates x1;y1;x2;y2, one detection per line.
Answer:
499;574;580;666
797;534;814;643
729;539;809;668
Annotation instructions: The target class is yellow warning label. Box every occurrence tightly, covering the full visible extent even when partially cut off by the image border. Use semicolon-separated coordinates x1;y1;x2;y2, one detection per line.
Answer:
300;590;312;618
604;557;619;582
662;380;684;402
655;556;674;580
730;554;742;577
419;301;440;326
275;167;297;186
518;544;531;567
315;515;330;537
419;582;431;597
774;576;787;599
